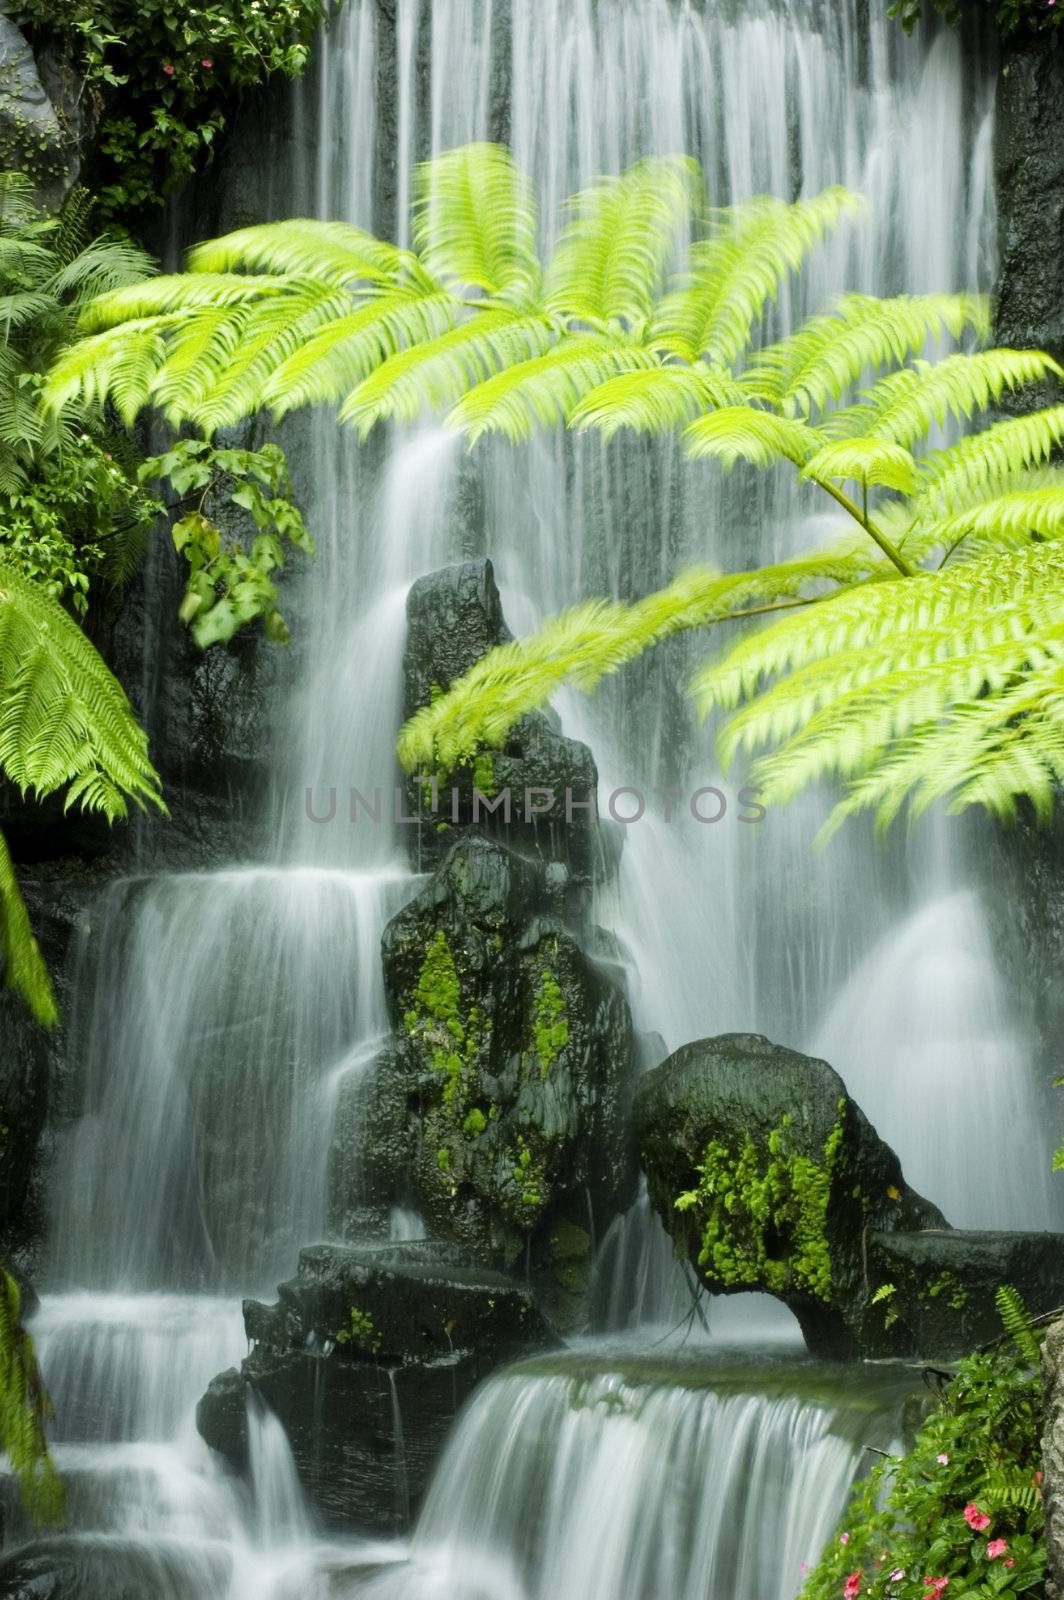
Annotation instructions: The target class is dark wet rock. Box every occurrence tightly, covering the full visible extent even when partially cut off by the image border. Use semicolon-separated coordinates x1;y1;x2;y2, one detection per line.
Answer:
0;1537;227;1600
197;1241;556;1532
995;35;1064;392
634;1033;947;1359
1043;1315;1064;1600
400;559;603;888
0;20;75;211
368;835;635;1295
870;1229;1064;1360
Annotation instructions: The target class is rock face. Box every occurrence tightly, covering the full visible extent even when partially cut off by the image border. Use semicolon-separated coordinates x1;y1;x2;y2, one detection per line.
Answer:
871;1230;1064;1359
1043;1317;1064;1600
357;836;633;1293
995;36;1064;386
0;19;76;211
634;1033;948;1358
197;1242;555;1532
0;1537;226;1599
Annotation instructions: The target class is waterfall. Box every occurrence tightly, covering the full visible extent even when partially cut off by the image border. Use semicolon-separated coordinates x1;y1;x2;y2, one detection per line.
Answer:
356;1356;907;1600
12;2;1035;1596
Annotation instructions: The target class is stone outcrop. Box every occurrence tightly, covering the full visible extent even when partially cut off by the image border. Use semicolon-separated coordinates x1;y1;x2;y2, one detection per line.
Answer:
1043;1316;1064;1600
0;19;76;211
635;1032;1064;1359
634;1033;947;1358
197;1241;555;1531
0;1537;227;1599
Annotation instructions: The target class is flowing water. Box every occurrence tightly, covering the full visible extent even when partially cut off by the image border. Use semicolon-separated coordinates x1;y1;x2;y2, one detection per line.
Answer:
13;2;1054;1597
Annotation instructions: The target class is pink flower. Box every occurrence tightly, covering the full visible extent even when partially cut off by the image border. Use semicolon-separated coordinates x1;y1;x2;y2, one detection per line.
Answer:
163;63;175;75
936;1453;949;1465
844;1571;862;1600
924;1580;949;1598
840;1532;850;1545
890;1571;905;1583
1005;1560;1015;1569
964;1503;991;1532
986;1540;1008;1561
201;58;214;68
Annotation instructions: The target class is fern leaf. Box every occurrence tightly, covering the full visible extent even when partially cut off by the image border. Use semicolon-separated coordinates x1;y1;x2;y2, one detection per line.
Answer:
187;217;407;285
413;143;540;301
652;187;864;366
802;437;918;494
0;1268;63;1522
339;311;557;435
568;362;747;439
827;348;1064;447
684;406;823;468
746;293;990;416
448;338;662;444
915;404;1064;515
0;829;55;1026
544;157;698;326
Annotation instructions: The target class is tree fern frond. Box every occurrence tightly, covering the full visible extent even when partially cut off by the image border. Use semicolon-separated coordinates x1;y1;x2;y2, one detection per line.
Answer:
262;287;468;414
568;362;747;439
45;317;181;423
746;293;990;416
802;437;918;494
0;1267;63;1521
77;273;308;333
0;828;56;1026
187;218;407;285
684;406;823;468
544;157;698;326
448;338;662;444
652;187;864;366
339;311;557;435
915;404;1064;515
47;233;156;304
827;348;1064;447
0;561;163;817
413;143;540;301
396;547;881;771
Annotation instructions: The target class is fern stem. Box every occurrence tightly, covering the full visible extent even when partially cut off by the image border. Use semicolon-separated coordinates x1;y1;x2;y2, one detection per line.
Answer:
808;473;917;577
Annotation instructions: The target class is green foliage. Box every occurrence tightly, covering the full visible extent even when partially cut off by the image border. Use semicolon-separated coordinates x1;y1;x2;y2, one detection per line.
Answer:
139;439;313;646
800;1298;1046;1600
674;1107;844;1301
403;930;489;1173
887;0;1064;38
0;562;163;1020
11;0;334;222
334;1305;377;1352
45;143;1064;831
0;1268;63;1523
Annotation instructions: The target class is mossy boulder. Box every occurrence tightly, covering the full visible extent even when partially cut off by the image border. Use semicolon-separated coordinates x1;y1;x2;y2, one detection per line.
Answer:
634;1033;946;1358
196;1241;555;1532
365;835;635;1295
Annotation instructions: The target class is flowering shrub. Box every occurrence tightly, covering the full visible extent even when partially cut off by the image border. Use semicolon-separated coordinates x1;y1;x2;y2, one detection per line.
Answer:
888;0;1063;34
10;1;335;221
799;1331;1046;1600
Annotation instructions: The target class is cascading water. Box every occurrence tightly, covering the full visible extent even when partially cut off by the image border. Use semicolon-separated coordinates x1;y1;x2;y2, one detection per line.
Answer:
16;3;1046;1597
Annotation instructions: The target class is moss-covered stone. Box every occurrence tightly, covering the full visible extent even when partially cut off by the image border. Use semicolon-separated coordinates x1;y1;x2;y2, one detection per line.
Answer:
634;1033;947;1358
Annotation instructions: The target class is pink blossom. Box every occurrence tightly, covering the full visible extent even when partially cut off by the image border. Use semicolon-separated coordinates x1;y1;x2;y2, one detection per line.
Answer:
840;1532;850;1545
890;1571;905;1583
923;1580;949;1598
844;1571;862;1600
201;58;214;68
163;63;175;75
986;1540;1008;1561
963;1503;991;1532
1005;1560;1015;1569
936;1453;949;1465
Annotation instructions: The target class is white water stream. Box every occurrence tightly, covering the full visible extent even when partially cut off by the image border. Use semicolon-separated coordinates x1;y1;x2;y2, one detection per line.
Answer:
11;3;1054;1597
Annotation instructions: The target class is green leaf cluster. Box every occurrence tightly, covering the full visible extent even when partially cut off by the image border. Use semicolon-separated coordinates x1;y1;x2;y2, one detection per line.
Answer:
11;0;335;223
800;1294;1047;1600
0;1269;63;1524
887;0;1064;37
